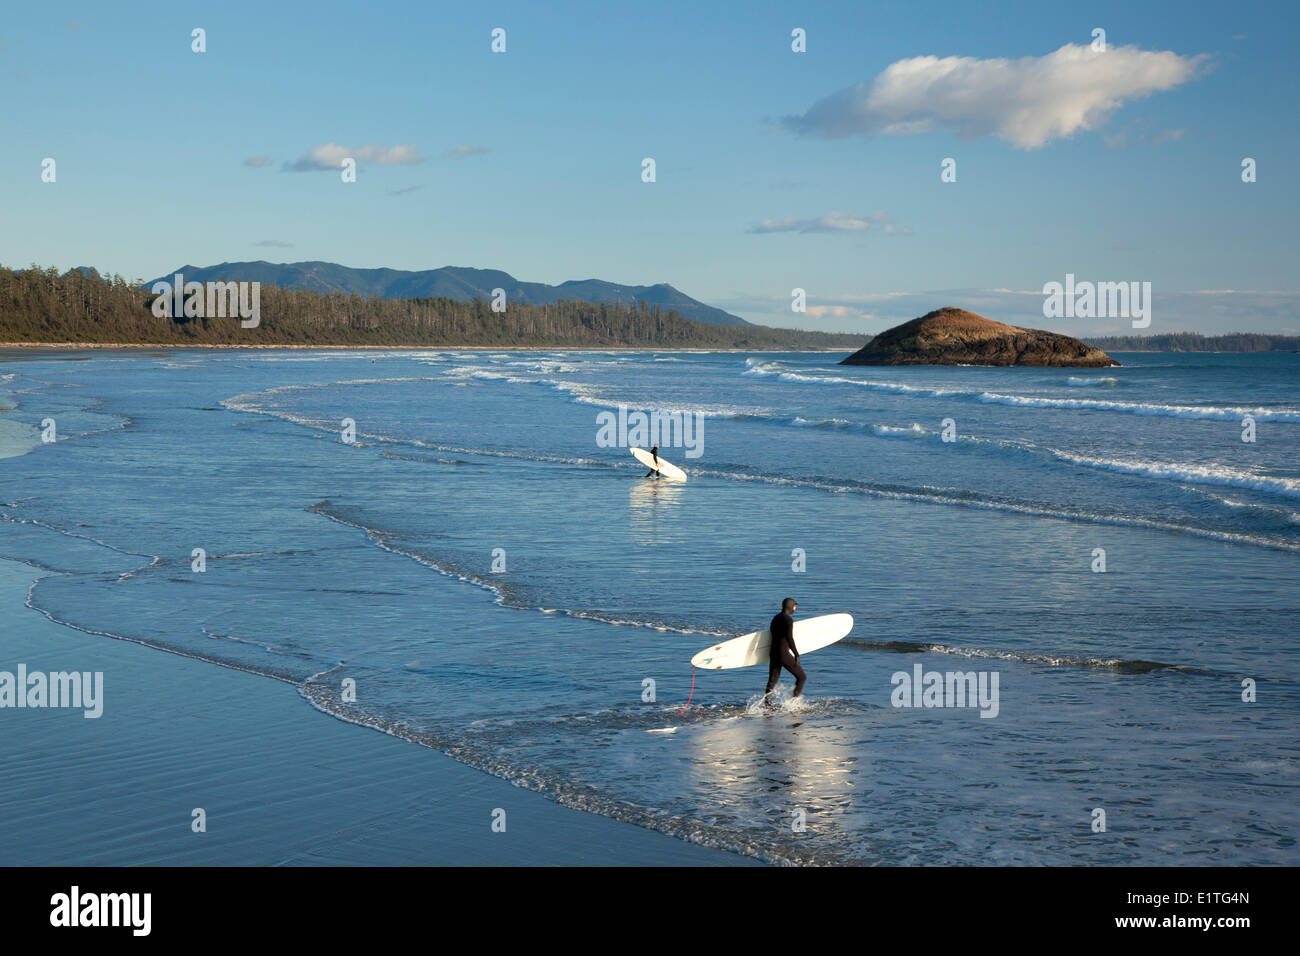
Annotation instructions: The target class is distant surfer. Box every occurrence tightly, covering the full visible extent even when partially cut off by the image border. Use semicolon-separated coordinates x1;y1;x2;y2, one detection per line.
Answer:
644;444;662;478
765;597;806;703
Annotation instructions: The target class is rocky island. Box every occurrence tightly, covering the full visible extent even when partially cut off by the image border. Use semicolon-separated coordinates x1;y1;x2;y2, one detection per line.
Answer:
841;308;1118;367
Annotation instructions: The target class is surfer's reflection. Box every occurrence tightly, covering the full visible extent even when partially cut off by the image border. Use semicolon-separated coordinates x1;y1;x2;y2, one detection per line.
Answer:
683;702;863;853
628;479;686;546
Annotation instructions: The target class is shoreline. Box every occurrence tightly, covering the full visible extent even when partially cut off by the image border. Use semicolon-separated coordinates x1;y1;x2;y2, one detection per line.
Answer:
0;557;755;866
3;343;1286;355
0;342;853;353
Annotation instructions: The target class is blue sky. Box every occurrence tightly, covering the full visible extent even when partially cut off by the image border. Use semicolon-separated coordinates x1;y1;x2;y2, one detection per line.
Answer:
1;0;1296;334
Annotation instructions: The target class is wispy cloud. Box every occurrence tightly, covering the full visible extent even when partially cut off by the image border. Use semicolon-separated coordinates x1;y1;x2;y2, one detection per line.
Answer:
1103;120;1189;148
714;291;911;325
443;144;488;159
243;155;271;168
252;240;294;248
387;185;423;196
283;143;426;172
784;43;1208;149
747;210;908;235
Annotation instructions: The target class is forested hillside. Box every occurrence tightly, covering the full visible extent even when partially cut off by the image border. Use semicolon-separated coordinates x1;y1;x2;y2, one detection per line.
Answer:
1084;332;1300;352
0;266;859;349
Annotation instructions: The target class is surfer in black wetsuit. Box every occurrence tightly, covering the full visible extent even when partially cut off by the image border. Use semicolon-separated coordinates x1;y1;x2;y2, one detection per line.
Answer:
765;597;806;702
644;444;661;478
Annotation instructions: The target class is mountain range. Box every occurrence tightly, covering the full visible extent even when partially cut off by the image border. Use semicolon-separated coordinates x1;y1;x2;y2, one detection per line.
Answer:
143;261;750;326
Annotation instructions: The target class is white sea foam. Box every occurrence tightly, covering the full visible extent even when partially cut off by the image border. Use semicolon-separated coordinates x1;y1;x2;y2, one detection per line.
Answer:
1066;376;1120;387
977;391;1300;422
743;362;1300;423
872;423;929;437
1050;450;1300;499
222;379;1300;553
685;464;1300;551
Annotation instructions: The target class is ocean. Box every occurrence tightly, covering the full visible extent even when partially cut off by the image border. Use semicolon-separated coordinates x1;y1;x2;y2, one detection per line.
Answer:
1;348;1296;865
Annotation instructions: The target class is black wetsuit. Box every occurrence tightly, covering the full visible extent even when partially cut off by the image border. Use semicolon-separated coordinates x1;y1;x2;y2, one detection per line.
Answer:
644;446;660;478
765;610;806;696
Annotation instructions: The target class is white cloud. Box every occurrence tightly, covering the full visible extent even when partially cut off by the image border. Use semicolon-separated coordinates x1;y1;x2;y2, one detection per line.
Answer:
748;210;906;234
444;144;488;159
804;305;867;319
1103;119;1189;148
284;143;426;171
784;43;1208;149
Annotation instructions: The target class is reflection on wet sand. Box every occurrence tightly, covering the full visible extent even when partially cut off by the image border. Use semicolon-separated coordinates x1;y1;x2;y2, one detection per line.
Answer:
673;697;878;861
628;478;687;546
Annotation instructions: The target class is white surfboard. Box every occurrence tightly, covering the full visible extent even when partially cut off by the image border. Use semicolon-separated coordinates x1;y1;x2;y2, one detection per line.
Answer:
631;447;687;481
690;613;854;669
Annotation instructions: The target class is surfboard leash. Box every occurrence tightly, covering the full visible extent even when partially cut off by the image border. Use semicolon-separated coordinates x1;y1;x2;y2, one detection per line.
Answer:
676;666;696;716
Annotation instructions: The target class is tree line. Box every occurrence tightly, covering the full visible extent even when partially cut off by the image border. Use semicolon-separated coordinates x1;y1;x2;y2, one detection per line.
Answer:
1084;331;1300;352
0;265;863;350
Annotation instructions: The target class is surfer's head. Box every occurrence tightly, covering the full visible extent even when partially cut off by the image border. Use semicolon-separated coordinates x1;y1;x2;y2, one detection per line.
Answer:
782;597;797;613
